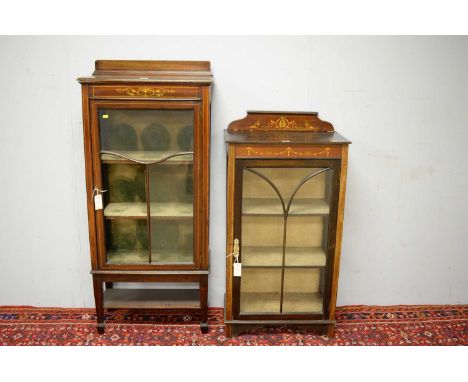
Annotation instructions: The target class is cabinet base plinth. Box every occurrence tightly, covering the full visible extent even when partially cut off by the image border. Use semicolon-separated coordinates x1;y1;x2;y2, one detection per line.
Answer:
225;322;334;338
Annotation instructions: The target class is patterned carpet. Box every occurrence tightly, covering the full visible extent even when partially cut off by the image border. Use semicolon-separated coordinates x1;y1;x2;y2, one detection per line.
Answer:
0;305;466;345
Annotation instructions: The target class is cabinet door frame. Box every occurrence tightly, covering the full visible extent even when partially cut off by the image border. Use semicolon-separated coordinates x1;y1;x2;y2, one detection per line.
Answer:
89;100;203;270
232;158;341;321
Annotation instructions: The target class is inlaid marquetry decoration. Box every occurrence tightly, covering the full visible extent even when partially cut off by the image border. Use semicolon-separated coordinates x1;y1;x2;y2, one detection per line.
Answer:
248;116;300;130
115;87;176;97
229;111;334;132
245;146;330;156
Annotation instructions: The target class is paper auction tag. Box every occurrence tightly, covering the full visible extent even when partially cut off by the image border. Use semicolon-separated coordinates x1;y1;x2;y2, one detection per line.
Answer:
233;262;242;277
94;194;103;210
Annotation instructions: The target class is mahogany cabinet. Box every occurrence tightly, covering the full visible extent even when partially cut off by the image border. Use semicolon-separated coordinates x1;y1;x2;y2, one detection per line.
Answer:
78;60;212;333
224;111;350;337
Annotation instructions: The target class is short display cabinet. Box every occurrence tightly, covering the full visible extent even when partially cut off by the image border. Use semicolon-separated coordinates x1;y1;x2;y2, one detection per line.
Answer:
224;111;350;337
78;60;213;333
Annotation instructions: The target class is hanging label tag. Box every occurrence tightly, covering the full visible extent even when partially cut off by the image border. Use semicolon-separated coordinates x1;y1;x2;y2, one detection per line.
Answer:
94;194;103;210
233;262;242;277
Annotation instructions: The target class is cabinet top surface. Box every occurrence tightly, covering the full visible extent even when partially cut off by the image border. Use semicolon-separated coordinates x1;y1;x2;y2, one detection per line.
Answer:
77;60;213;84
224;129;350;145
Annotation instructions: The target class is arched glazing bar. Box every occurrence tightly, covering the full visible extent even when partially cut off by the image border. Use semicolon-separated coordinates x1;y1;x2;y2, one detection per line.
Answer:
285;168;332;216
243;167;286;215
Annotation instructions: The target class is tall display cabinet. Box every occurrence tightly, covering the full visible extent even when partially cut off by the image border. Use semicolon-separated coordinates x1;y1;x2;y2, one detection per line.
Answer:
224;111;350;337
78;60;212;333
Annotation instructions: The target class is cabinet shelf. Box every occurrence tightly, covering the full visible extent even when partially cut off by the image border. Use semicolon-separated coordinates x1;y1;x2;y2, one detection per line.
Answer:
152;249;193;264
103;288;200;309
240;292;323;314
107;249;193;265
107;250;148;264
242;198;329;216
103;202;193;219
101;151;193;165
283;292;323;314
242;246;326;267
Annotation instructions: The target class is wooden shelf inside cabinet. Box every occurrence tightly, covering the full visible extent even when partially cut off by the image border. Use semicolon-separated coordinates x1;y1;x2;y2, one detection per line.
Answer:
103;202;193;219
79;60;212;333
151;249;193;264
107;249;193;265
242;198;330;216
101;151;194;165
240;292;323;314
103;289;200;309
242;246;327;267
107;250;148;264
283;292;324;314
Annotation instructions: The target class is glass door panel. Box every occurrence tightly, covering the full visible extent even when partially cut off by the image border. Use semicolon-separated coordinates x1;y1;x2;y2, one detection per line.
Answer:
103;163;147;218
283;268;323;313
97;107;195;265
241;216;284;267
149;155;194;264
240;268;282;313
239;168;284;269
285;216;325;266
99;109;194;161
105;219;149;264
238;164;333;316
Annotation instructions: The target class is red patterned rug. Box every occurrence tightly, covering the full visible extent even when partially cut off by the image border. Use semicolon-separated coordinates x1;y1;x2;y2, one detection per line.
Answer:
0;305;466;345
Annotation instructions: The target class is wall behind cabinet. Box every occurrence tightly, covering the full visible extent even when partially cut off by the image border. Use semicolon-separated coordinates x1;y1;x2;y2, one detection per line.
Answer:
0;36;467;307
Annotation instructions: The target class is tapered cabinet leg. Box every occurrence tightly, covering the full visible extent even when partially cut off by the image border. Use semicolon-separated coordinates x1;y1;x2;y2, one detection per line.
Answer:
200;275;208;333
224;324;232;338
327;323;335;338
93;276;105;334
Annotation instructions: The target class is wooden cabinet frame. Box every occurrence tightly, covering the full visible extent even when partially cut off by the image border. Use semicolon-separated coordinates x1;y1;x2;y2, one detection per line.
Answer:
78;61;212;333
224;111;350;337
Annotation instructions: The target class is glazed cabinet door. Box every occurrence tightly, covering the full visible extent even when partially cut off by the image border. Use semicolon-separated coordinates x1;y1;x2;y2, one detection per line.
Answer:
232;159;341;320
89;101;202;269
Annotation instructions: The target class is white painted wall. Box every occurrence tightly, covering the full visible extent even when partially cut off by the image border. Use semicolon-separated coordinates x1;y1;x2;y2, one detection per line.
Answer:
0;36;467;308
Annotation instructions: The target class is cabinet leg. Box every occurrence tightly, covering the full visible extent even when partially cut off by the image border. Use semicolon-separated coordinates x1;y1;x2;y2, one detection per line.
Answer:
327;323;335;338
200;276;208;333
93;276;105;334
224;324;232;338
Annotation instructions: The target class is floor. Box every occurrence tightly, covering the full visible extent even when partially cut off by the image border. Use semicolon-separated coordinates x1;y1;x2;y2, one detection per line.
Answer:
0;305;466;345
